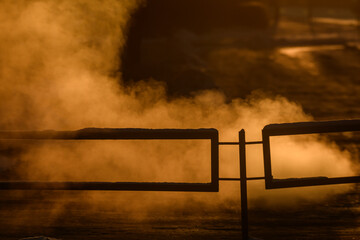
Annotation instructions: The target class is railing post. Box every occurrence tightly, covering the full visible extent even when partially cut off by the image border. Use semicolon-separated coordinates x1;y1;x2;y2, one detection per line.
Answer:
239;130;248;240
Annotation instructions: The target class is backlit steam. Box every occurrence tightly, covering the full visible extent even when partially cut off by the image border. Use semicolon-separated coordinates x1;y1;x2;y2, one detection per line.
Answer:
0;0;356;218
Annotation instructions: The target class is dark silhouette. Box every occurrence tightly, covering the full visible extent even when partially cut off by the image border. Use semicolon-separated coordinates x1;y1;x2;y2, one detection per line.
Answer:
1;119;360;240
0;128;219;191
121;0;272;96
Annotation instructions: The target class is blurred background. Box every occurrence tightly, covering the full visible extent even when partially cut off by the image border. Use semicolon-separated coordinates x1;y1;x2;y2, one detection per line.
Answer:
121;0;360;120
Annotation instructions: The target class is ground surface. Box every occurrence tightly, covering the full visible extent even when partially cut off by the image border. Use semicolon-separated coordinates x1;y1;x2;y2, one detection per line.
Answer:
0;187;359;240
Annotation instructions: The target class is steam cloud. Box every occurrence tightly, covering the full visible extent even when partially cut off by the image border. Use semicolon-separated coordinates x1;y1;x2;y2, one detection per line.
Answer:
0;0;356;217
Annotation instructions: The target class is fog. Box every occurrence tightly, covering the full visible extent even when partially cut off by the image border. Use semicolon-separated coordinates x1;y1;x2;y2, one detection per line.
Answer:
0;0;356;218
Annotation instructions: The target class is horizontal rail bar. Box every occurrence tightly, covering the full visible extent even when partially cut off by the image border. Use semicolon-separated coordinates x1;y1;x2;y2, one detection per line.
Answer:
0;128;218;140
245;141;263;145
219;141;262;145
219;178;241;181
219;177;265;181
247;177;266;180
0;182;218;192
263;119;360;136
269;176;360;189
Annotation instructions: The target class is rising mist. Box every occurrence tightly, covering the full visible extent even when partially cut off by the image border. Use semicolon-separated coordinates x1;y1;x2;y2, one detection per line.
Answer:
0;0;356;217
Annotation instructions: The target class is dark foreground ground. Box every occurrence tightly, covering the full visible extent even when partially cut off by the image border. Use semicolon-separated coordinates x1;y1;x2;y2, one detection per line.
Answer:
0;186;359;240
1;16;360;240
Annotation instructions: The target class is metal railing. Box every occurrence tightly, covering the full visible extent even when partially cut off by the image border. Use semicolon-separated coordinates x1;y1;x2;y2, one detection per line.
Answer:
0;128;219;192
0;119;359;239
263;120;360;189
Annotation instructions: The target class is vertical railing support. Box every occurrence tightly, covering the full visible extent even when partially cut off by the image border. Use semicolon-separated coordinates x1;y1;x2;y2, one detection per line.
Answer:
239;130;248;240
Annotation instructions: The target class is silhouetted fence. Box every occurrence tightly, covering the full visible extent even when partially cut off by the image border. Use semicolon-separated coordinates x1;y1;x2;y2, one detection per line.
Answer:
0;119;359;240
